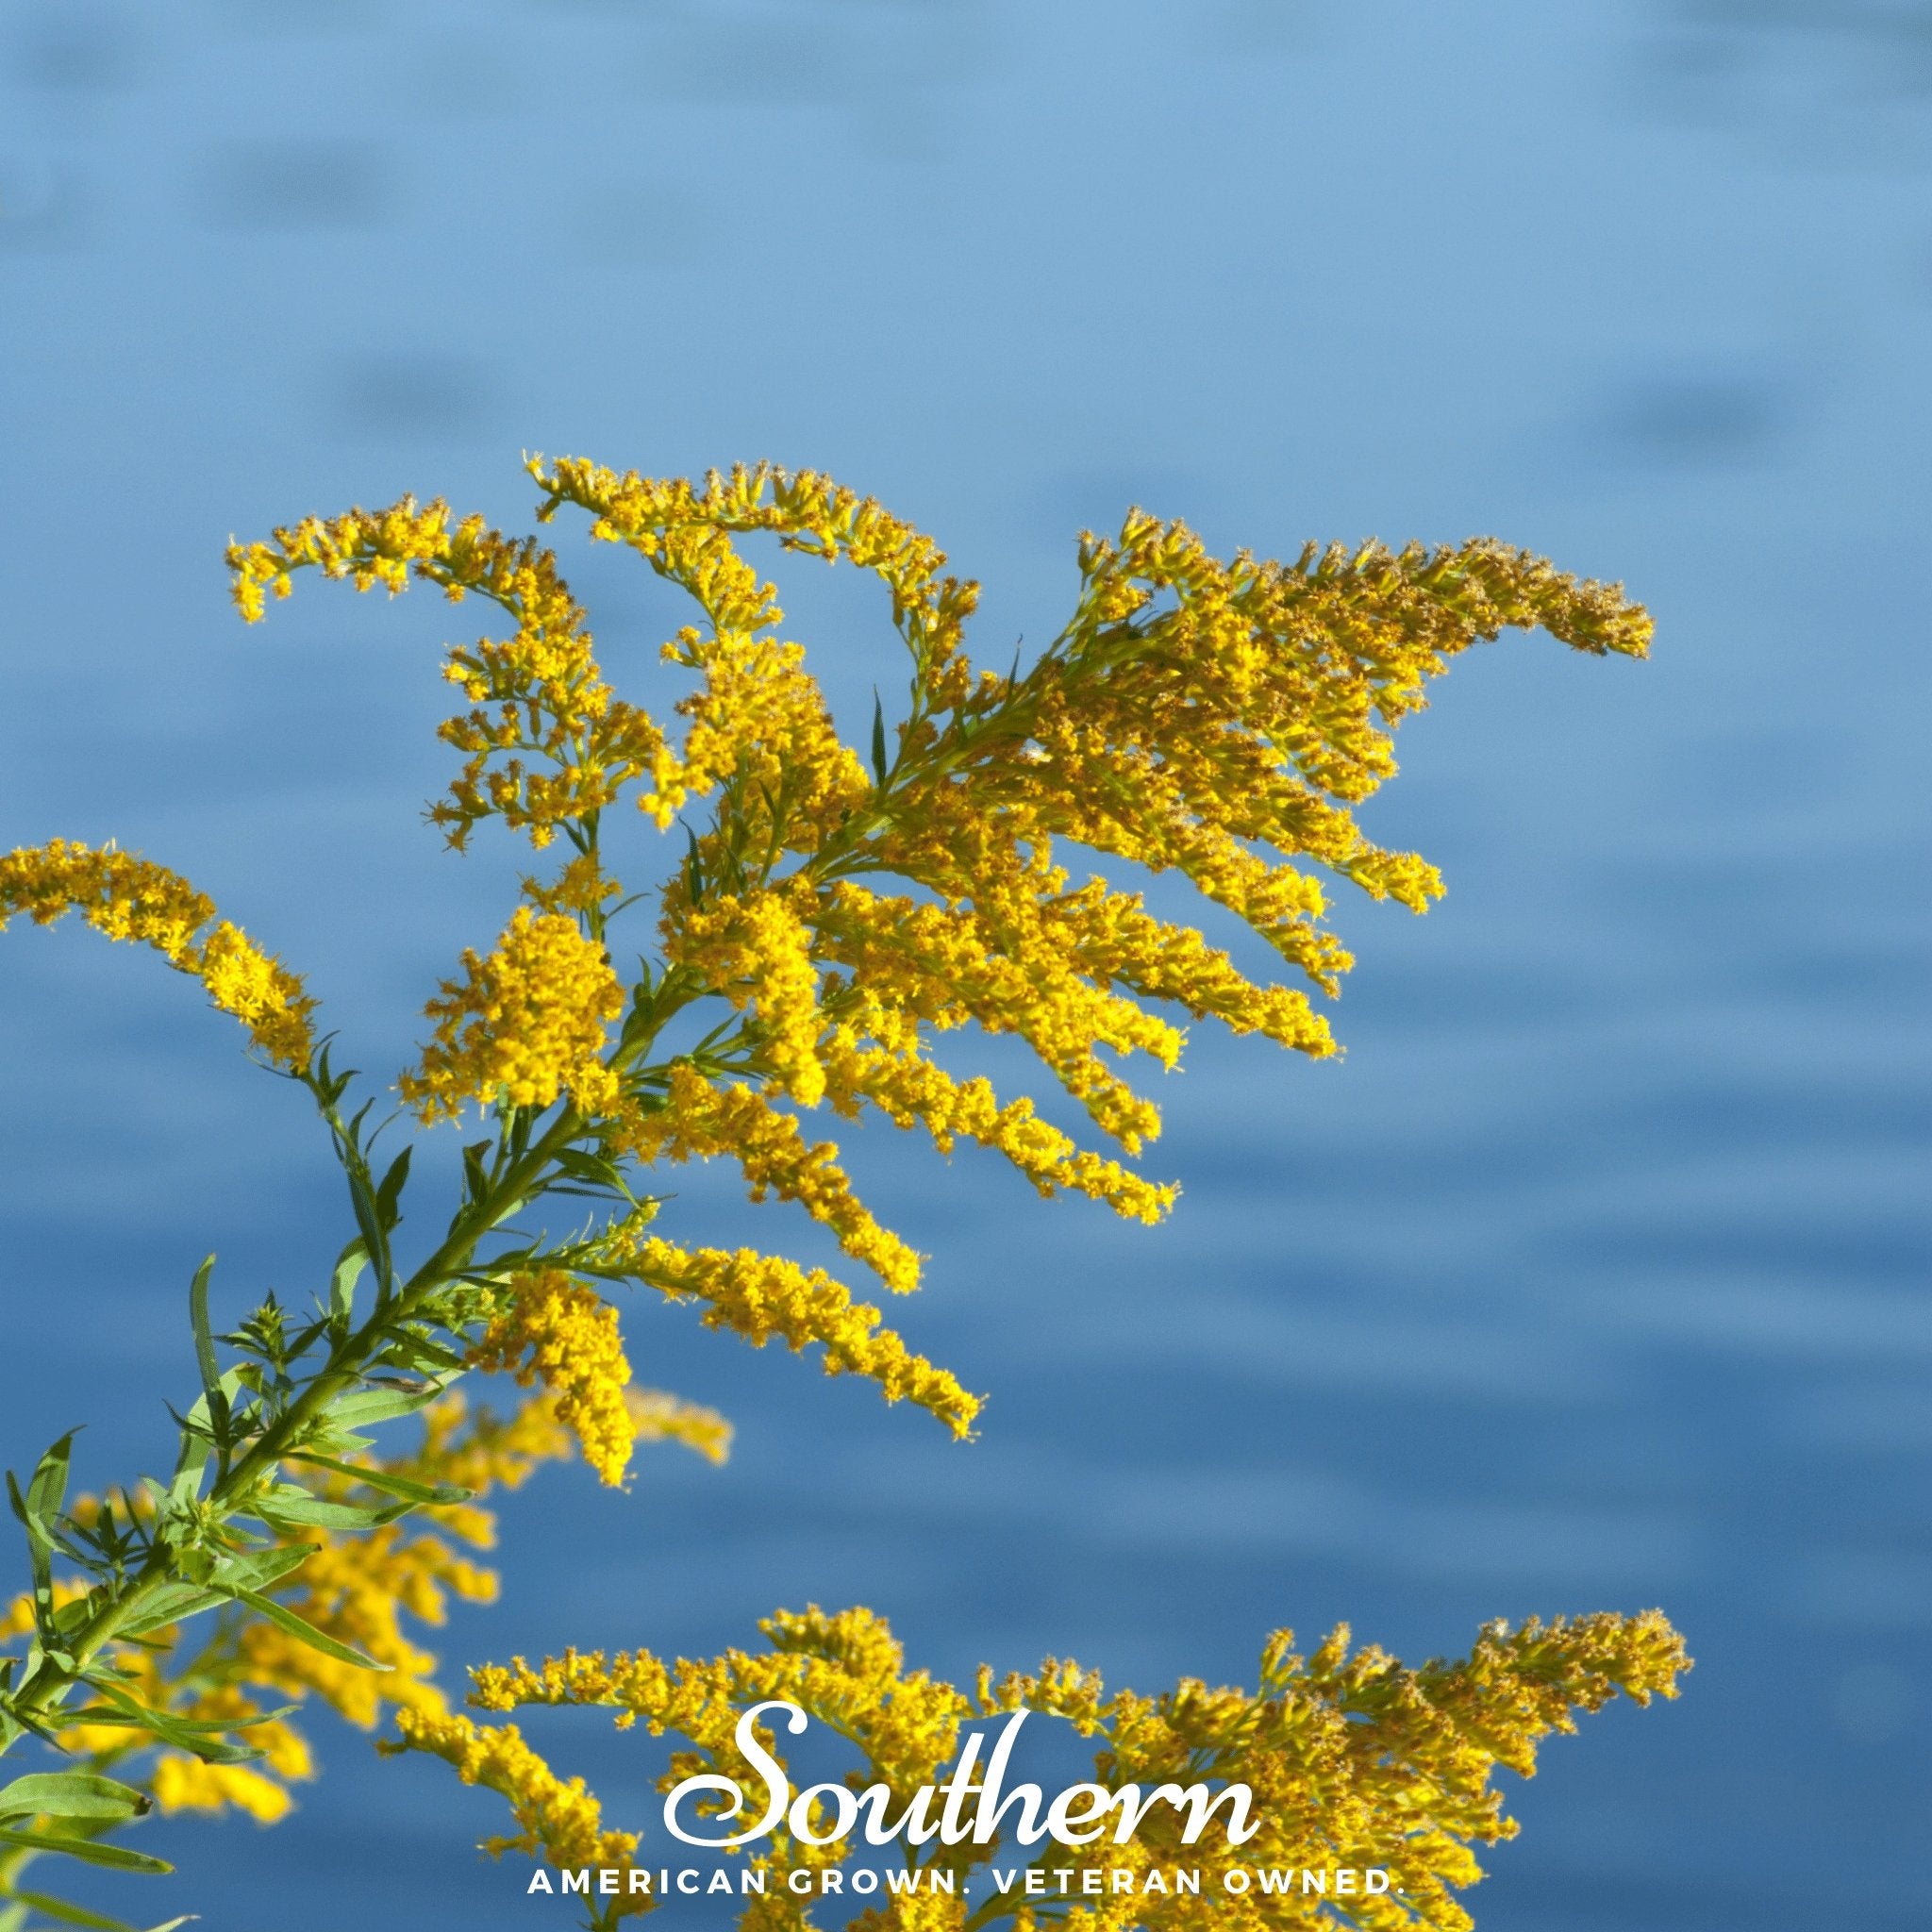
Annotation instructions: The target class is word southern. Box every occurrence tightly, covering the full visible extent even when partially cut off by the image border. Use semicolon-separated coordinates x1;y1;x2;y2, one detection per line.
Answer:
661;1704;1260;1850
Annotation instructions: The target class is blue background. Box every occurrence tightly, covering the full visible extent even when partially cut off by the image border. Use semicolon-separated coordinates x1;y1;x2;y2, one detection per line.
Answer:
3;2;1928;1927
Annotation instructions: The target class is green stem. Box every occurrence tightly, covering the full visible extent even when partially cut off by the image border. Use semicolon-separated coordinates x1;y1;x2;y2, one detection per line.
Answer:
0;1091;592;1745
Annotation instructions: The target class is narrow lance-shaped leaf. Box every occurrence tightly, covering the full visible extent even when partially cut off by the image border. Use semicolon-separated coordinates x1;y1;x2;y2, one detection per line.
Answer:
0;1827;171;1875
324;1382;443;1430
186;1256;229;1467
285;1451;471;1507
77;1680;262;1766
8;1431;77;1634
329;1238;368;1332
374;1144;411;1234
222;1585;392;1673
10;1889;177;1932
0;1772;151;1823
248;1487;411;1533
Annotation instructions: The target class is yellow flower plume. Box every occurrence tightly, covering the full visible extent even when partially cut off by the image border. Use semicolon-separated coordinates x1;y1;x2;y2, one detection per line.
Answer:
466;1272;639;1486
0;839;316;1070
402;906;624;1122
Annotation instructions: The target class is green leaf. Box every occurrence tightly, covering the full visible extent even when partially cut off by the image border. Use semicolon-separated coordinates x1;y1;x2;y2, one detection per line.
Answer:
8;1433;78;1630
186;1256;229;1452
345;1171;389;1292
112;1587;225;1641
330;1240;369;1331
0;1773;151;1823
285;1453;470;1507
460;1140;493;1208
248;1489;409;1533
76;1683;259;1766
62;1704;286;1740
871;690;889;787
9;1891;195;1932
0;1828;171;1875
374;1145;412;1232
6;1476;50;1619
553;1147;625;1194
222;1586;391;1673
375;1330;465;1375
683;823;704;908
325;1383;441;1429
208;1542;312;1594
25;1435;76;1534
11;1893;140;1932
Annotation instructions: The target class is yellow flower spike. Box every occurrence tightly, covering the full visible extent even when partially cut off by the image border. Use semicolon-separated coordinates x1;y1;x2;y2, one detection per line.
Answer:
466;1272;638;1486
593;1230;978;1439
402;906;624;1123
669;887;828;1106
627;1388;734;1466
387;1708;644;1911
0;840;316;1070
229;496;666;850
613;1067;924;1293
819;1024;1175;1224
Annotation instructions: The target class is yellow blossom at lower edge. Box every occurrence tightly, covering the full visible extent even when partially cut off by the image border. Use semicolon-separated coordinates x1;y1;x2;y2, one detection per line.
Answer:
404;1600;1684;1932
388;1708;646;1916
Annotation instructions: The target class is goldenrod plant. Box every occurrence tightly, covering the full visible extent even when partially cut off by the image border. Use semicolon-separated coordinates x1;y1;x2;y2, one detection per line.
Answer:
0;458;1685;1930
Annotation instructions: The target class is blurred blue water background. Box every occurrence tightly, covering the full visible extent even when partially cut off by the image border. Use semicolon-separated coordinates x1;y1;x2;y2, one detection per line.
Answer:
3;1;1929;1926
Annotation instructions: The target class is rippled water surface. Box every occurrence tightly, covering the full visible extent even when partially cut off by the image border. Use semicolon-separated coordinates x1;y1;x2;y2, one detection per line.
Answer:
3;3;1928;1927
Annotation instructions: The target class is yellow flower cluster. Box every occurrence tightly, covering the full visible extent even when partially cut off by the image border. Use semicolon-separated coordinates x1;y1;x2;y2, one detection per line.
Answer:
467;1272;638;1485
235;458;1650;1459
0;840;316;1070
523;850;625;921
530;458;979;699
819;1018;1173;1224
228;495;664;851
614;1067;923;1295
402;907;624;1122
388;1708;642;1907
627;1389;735;1467
600;1230;979;1439
973;1609;1690;1932
403;1603;1686;1932
669;889;828;1107
540;459;1639;1294
643;625;869;836
530;457;939;833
